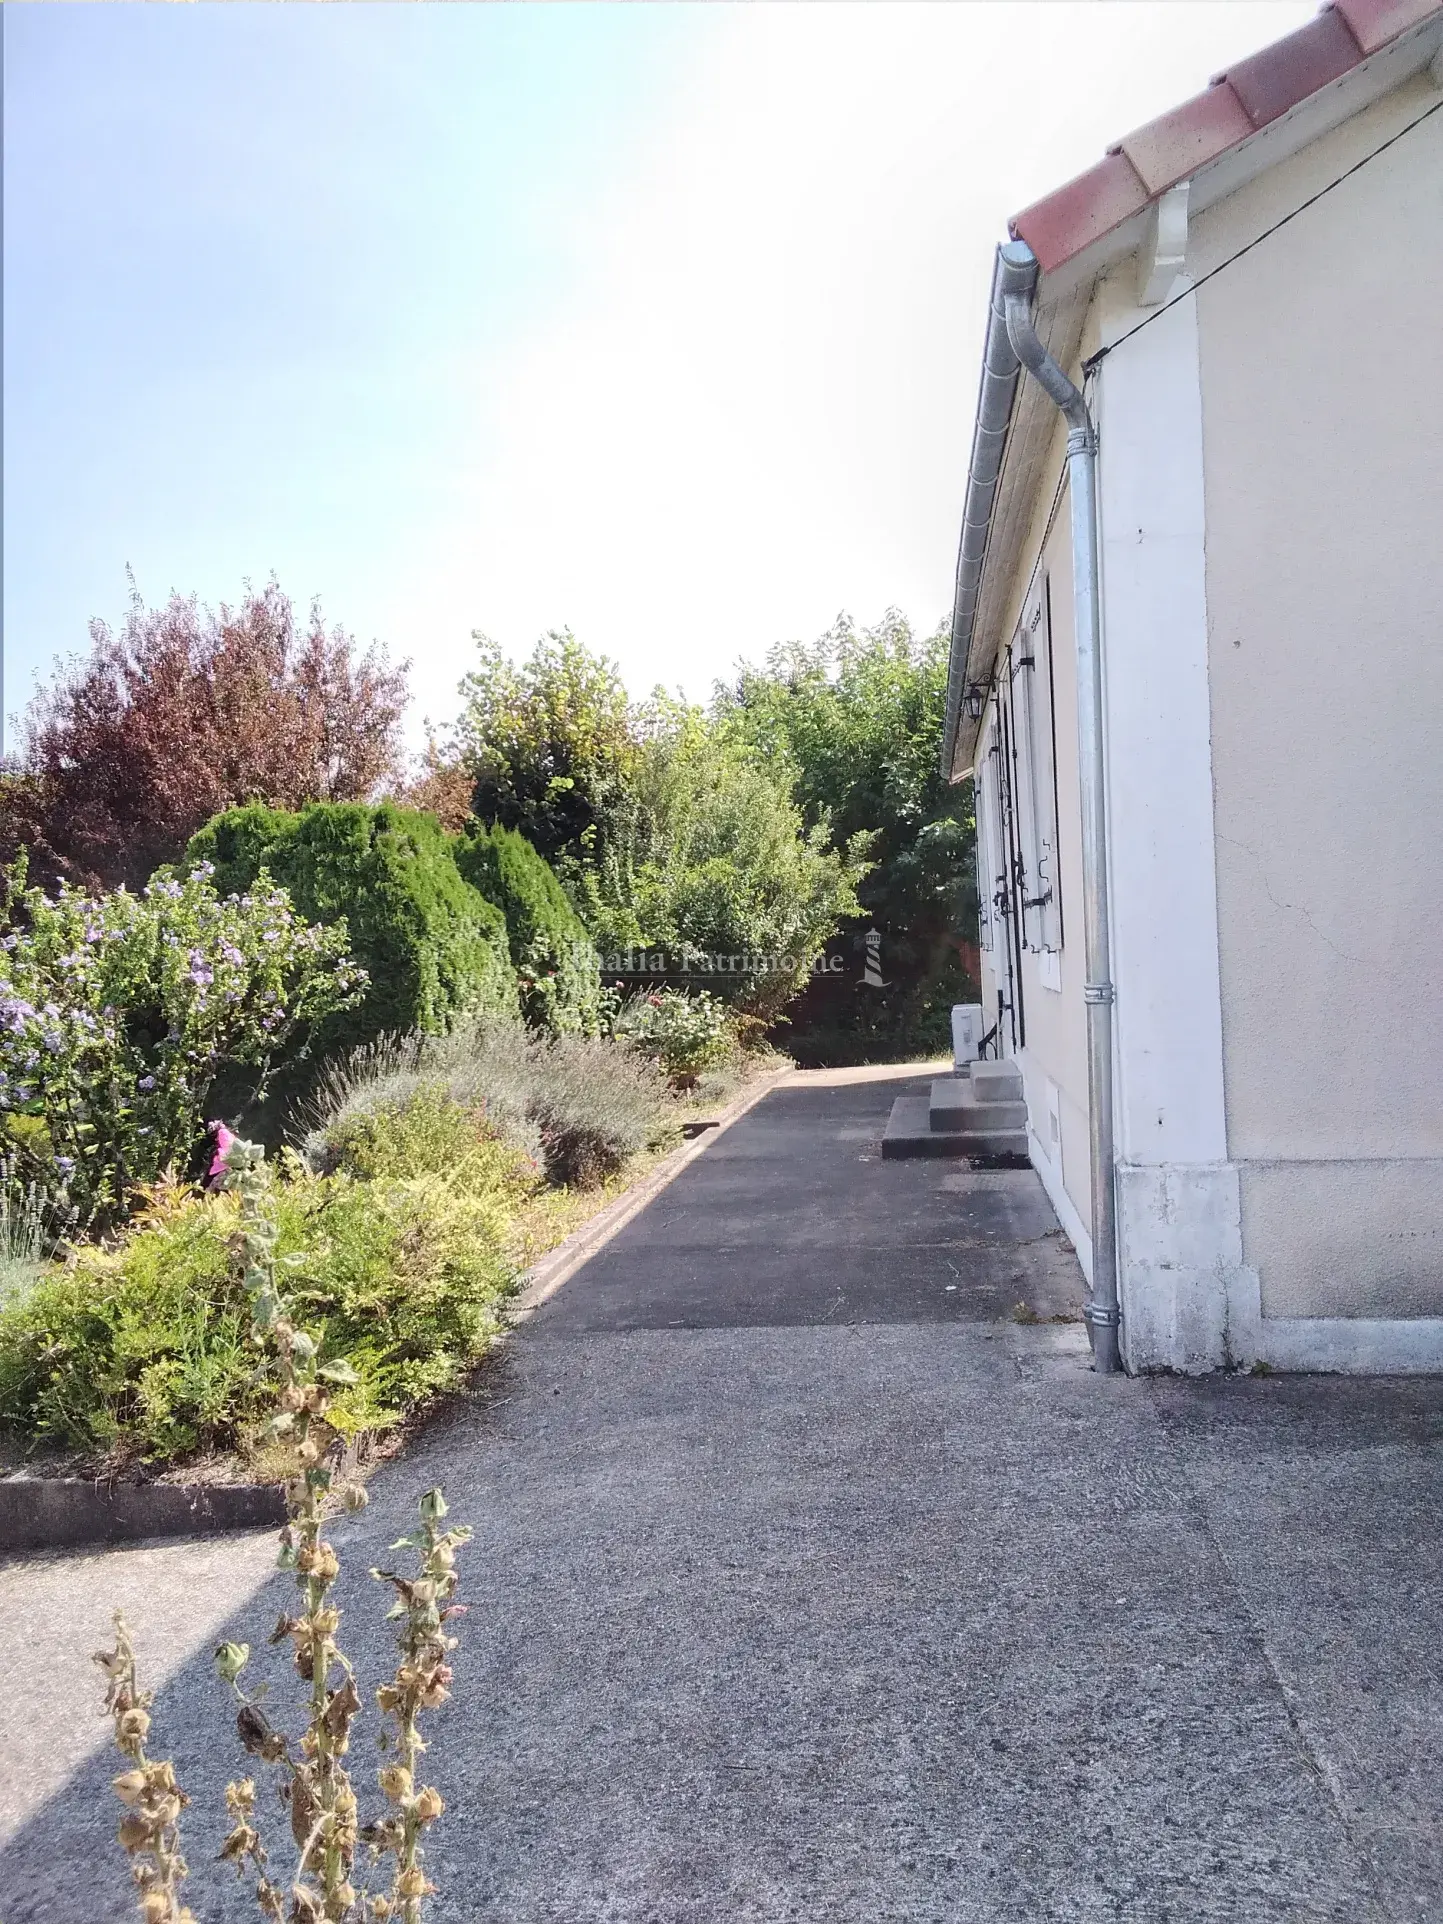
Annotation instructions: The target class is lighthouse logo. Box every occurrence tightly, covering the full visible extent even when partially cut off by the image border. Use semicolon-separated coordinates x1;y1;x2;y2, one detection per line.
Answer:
860;928;888;990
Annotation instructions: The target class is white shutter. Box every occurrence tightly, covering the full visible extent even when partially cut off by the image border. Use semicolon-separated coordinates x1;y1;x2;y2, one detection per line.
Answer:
976;713;1005;954
1012;579;1062;955
975;763;993;953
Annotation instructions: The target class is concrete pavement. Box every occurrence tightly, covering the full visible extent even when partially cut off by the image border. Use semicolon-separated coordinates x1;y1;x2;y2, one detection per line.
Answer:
2;1064;1441;1921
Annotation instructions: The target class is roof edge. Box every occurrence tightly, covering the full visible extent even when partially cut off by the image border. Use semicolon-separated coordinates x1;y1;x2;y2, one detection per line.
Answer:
939;243;1033;781
941;1;1443;783
1009;0;1442;275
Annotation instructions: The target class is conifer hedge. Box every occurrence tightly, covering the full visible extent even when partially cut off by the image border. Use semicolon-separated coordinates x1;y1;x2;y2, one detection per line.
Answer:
453;821;600;1036
187;802;517;1061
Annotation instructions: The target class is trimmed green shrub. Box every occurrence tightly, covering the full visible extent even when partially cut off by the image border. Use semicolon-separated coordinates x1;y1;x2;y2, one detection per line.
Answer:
454;821;600;1037
0;1122;533;1463
305;1014;672;1190
316;1080;542;1190
187;803;517;1065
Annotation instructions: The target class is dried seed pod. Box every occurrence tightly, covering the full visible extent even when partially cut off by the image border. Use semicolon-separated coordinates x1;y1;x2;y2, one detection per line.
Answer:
412;1786;444;1825
237;1703;288;1763
117;1705;152;1747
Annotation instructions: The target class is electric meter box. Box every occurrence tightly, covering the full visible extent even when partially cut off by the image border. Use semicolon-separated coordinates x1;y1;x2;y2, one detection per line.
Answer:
951;1003;983;1070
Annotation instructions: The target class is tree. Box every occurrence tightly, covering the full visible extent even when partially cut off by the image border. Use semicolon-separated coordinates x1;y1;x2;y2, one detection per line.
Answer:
392;732;476;833
716;610;977;1060
453;631;637;871
11;577;409;889
576;697;868;1023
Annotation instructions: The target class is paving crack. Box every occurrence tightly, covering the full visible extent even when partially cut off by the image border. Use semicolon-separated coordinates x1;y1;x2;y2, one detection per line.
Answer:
1147;1385;1393;1921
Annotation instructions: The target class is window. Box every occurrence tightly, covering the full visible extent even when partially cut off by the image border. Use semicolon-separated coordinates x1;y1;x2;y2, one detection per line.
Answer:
1009;577;1063;960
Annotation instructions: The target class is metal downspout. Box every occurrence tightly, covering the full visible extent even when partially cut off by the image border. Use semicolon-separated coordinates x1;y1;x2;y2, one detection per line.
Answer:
999;239;1121;1375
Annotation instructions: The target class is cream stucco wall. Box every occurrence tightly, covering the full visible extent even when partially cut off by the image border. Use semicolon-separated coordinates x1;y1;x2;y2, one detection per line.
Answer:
1194;75;1443;1316
974;420;1093;1256
1016;482;1093;1248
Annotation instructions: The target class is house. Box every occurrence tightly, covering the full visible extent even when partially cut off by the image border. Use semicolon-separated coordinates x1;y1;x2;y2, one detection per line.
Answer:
939;0;1443;1373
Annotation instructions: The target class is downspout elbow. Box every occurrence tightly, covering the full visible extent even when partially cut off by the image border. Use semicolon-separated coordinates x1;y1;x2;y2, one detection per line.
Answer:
1000;243;1091;439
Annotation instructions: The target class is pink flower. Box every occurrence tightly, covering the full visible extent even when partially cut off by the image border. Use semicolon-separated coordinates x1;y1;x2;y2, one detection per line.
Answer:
206;1120;238;1187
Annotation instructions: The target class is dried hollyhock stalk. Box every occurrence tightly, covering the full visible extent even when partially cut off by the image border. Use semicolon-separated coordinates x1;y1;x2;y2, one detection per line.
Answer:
218;1136;366;1921
97;1136;469;1924
94;1613;197;1924
365;1489;472;1922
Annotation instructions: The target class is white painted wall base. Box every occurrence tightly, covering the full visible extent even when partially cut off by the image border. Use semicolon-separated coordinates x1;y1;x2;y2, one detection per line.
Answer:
1018;1144;1443;1375
1117;1161;1262;1373
1027;1124;1093;1285
1258;1317;1443;1373
1028;1138;1443;1373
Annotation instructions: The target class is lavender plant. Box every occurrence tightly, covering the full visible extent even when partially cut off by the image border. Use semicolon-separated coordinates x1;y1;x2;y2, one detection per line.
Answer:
94;1135;469;1923
0;1148;63;1302
0;856;364;1230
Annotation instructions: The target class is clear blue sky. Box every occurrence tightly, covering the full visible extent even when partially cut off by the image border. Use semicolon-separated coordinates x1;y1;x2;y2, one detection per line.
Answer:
3;1;1311;755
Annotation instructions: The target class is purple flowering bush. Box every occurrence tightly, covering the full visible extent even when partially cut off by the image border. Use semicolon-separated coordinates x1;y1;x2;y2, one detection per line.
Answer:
0;856;365;1230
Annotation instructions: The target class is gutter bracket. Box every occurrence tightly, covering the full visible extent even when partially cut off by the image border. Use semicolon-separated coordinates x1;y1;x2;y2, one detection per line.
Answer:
1136;180;1189;308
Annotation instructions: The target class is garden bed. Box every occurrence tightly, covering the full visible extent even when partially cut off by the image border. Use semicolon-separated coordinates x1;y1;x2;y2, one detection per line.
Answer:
0;1056;788;1546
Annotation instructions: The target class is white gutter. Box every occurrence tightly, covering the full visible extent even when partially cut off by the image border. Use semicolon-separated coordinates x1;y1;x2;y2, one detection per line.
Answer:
939;246;1024;777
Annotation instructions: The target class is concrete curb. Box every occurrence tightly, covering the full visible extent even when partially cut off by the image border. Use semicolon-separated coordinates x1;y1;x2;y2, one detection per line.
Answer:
0;1476;287;1557
508;1067;792;1324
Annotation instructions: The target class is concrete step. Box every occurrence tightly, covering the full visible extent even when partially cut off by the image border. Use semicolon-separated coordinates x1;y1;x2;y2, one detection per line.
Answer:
928;1078;1028;1136
882;1096;1029;1165
971;1058;1024;1105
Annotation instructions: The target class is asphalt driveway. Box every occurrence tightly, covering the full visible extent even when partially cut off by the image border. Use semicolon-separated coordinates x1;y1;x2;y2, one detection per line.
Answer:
2;1064;1441;1922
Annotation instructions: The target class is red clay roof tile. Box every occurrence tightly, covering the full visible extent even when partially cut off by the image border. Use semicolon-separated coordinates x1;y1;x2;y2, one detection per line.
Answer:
1332;0;1441;55
1215;9;1363;127
1115;83;1256;196
1010;152;1149;274
1004;0;1441;275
